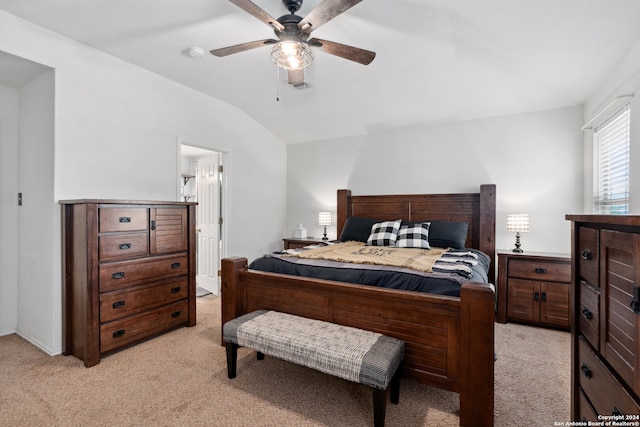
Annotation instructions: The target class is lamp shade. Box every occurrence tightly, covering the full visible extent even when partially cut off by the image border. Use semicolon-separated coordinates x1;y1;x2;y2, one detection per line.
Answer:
270;41;313;71
507;214;529;232
318;211;332;226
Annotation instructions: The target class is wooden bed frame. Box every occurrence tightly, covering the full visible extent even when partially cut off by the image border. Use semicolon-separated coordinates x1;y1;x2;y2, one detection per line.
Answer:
221;184;496;426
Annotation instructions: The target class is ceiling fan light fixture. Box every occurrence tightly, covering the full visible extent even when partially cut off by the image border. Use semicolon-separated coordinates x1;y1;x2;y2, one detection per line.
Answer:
270;40;313;71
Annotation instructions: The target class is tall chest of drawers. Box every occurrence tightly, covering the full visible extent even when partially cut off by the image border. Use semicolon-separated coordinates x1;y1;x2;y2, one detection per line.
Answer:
61;200;197;367
566;215;640;420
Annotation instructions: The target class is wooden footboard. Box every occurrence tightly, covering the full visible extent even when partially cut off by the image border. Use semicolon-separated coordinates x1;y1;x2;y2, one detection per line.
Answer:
221;257;494;427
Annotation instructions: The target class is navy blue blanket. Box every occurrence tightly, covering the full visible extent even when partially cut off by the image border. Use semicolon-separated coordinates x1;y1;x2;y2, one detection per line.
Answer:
249;247;491;297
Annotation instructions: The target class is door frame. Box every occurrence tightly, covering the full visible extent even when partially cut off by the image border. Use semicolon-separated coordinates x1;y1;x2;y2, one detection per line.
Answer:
176;138;228;294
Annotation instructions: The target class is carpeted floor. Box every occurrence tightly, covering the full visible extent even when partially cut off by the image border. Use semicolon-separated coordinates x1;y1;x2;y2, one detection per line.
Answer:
0;295;570;426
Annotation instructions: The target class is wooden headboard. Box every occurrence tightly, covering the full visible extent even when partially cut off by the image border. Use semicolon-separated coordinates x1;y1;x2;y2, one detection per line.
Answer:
336;184;497;282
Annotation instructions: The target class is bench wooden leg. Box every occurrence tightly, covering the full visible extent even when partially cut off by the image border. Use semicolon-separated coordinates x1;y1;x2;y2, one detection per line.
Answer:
372;387;388;427
390;370;401;405
226;342;238;379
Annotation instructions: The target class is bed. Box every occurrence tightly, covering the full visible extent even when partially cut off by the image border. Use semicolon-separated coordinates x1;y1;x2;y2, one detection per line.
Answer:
221;184;496;426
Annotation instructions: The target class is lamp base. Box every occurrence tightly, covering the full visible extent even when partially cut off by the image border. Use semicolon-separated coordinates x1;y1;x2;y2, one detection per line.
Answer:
322;225;328;240
512;232;523;253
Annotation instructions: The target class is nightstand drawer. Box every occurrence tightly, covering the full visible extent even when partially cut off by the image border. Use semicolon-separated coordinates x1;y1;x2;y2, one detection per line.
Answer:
508;258;570;282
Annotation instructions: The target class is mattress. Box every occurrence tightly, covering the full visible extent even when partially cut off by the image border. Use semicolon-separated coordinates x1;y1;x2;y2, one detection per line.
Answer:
249;244;491;297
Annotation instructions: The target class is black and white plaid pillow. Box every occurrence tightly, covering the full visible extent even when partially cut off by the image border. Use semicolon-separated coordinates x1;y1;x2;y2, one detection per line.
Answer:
396;222;431;249
366;220;402;246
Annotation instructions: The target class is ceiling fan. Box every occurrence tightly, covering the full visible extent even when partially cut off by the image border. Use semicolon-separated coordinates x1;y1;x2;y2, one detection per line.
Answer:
210;0;375;84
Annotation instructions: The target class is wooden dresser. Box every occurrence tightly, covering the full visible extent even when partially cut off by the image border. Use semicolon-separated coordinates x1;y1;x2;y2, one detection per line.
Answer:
566;215;640;420
61;200;197;367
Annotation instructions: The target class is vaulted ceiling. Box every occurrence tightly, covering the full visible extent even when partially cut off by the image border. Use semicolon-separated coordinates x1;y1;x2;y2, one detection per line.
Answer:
1;0;640;143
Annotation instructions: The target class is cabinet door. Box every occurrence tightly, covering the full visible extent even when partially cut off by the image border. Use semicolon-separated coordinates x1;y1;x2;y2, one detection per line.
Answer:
150;207;188;254
600;229;640;396
540;282;569;328
508;279;539;323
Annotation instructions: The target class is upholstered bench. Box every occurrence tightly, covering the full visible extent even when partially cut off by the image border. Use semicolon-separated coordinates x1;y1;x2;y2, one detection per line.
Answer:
223;310;405;427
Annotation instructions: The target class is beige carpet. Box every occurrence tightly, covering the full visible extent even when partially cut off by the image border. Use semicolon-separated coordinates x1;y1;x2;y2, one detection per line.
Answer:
0;295;570;426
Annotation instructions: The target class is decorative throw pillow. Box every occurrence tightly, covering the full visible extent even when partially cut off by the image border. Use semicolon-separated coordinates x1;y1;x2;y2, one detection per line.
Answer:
366;220;402;246
396;222;431;249
427;221;468;249
339;216;381;242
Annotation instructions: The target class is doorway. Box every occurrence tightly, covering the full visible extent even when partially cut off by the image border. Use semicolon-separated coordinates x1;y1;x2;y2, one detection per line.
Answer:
179;143;226;296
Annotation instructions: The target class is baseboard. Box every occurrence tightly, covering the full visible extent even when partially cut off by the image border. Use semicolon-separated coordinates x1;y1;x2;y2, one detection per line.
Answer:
14;329;61;356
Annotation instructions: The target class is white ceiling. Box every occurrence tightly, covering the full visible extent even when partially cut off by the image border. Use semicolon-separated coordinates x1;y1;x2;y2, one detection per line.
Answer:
1;0;640;144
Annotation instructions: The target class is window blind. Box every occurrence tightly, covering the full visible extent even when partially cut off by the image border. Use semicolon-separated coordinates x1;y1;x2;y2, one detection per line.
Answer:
593;106;630;214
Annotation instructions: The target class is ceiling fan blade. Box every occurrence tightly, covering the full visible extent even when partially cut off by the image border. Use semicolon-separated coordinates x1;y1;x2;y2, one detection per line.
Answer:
227;0;285;31
210;39;278;57
308;38;375;65
298;0;363;33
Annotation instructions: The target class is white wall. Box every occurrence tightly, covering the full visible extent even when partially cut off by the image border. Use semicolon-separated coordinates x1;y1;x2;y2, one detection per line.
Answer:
288;106;584;255
0;84;19;336
582;40;640;213
0;10;287;354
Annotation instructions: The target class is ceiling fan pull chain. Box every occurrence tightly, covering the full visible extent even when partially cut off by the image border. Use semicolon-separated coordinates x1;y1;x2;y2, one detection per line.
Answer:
276;66;281;102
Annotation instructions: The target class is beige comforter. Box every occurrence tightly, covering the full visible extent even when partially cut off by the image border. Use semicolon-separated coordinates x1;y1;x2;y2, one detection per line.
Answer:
291;241;448;273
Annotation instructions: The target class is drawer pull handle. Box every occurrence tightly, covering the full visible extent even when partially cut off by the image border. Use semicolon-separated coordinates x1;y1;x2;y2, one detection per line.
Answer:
581;308;593;320
112;272;125;279
631;286;640;314
541;292;547;302
612;407;622;416
112;329;125;338
171;311;181;318
171;262;181;269
112;300;126;309
119;243;131;250
581;249;592;260
171;287;181;294
581;363;592;379
119;217;131;223
534;292;539;302
151;220;156;230
534;267;547;274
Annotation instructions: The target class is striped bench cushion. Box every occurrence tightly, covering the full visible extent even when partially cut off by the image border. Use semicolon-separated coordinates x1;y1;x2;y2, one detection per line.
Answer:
223;310;404;390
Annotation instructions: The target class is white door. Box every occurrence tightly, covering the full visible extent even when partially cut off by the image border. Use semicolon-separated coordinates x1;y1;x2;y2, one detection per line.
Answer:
195;154;221;295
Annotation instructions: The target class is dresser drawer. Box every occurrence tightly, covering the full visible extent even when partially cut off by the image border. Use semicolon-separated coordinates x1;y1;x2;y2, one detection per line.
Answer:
579;281;600;350
578;227;599;287
99;207;148;233
99;254;188;292
99;277;188;322
578;336;639;416
100;300;188;353
508;258;570;282
99;232;149;262
578;386;598;421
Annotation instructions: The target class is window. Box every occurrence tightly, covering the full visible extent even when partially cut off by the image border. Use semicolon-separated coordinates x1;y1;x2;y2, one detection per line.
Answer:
593;106;631;214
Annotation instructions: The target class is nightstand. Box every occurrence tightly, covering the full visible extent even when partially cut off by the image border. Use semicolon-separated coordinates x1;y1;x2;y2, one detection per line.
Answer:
497;250;571;329
282;237;327;250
